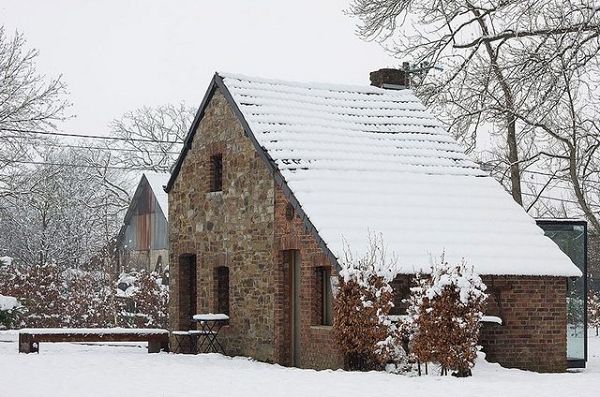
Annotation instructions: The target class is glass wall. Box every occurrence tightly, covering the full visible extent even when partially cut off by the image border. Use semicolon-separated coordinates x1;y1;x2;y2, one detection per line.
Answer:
537;220;587;368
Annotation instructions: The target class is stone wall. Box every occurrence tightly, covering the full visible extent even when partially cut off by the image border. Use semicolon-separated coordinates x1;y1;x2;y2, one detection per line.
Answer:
479;275;567;373
168;88;276;361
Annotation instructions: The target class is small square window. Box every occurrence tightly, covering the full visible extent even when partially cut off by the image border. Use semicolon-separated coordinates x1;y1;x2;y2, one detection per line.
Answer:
209;154;223;192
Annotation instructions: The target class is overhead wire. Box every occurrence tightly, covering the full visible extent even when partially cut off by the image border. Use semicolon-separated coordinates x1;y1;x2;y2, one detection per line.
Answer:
5;159;166;172
2;137;181;155
0;127;184;144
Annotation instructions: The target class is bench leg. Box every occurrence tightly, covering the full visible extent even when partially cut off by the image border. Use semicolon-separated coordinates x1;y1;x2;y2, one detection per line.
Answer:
148;340;161;353
19;334;35;354
19;341;31;353
161;338;169;353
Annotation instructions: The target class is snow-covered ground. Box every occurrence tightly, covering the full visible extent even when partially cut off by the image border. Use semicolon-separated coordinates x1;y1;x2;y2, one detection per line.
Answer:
1;331;599;397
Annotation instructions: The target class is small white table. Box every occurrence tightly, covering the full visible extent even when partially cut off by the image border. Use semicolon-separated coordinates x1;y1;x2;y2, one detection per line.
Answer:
191;313;229;354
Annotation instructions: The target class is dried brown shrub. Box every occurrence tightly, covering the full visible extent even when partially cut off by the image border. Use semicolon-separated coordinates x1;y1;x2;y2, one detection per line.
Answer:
408;260;487;377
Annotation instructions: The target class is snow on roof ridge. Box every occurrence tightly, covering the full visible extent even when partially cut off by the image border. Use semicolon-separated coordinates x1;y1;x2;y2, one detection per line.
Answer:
218;72;413;96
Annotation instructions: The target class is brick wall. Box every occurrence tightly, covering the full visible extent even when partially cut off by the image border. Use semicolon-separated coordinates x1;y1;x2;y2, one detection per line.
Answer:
168;88;277;361
385;274;568;372
479;275;567;373
273;188;344;369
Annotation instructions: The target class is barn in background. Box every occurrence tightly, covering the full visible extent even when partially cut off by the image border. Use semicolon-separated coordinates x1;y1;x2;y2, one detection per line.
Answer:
117;172;170;275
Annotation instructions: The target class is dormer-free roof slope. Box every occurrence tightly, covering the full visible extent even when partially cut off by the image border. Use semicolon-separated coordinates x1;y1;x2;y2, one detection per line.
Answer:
167;72;581;277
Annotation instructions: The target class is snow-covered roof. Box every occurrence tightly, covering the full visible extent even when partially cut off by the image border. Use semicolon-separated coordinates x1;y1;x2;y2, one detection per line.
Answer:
144;172;170;218
217;73;580;277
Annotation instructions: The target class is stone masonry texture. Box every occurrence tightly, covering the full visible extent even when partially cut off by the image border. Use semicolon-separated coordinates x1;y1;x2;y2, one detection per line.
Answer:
168;88;276;361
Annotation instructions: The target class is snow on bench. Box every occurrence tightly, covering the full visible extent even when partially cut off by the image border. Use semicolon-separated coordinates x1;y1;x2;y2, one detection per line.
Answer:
19;328;168;335
18;328;169;354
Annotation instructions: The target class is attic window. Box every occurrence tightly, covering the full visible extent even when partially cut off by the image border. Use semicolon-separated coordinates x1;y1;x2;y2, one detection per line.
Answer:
209;154;223;192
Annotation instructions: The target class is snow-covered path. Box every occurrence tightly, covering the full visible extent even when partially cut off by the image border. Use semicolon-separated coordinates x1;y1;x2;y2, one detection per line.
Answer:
1;331;599;397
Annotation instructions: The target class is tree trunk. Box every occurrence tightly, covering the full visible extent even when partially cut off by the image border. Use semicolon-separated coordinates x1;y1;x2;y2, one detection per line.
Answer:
471;6;523;206
507;116;523;205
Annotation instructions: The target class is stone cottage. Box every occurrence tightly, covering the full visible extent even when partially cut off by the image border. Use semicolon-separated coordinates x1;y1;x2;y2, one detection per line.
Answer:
165;70;581;372
118;172;170;274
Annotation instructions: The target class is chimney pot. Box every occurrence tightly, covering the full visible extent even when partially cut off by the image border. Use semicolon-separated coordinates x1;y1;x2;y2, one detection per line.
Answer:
369;68;408;90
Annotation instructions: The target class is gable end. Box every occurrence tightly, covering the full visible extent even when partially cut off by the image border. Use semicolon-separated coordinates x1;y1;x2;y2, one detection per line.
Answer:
166;73;340;270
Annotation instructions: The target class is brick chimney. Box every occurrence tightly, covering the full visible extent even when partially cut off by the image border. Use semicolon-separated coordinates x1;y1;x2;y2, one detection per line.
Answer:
369;68;408;90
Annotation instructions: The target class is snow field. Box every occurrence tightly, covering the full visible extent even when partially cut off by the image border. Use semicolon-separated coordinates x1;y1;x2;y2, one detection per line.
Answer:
1;331;599;397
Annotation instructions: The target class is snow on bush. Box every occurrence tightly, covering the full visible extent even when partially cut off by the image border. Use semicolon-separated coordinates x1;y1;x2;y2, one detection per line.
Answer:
0;263;66;327
406;257;487;377
333;236;398;371
0;293;24;329
588;291;600;336
0;264;169;329
63;271;116;327
0;263;116;328
116;271;168;328
0;256;12;267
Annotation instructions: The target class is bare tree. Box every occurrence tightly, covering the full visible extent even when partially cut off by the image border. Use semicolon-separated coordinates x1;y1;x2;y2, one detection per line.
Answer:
510;49;600;231
349;0;600;207
0;27;70;191
0;147;131;268
110;103;194;172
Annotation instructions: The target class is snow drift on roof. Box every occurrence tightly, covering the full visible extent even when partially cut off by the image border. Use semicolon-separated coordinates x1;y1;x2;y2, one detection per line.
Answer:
144;172;170;218
220;72;581;277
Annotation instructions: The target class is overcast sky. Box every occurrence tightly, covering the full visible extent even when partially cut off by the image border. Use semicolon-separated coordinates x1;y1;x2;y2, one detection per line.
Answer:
1;0;397;135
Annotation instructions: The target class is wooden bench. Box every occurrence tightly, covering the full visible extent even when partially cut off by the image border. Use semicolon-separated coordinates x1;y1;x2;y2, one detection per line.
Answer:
18;328;169;354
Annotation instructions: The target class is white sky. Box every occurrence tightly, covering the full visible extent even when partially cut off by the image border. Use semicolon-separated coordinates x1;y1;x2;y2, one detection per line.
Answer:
0;0;397;135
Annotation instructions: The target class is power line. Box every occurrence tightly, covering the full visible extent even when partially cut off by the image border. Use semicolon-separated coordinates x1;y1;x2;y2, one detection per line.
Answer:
522;192;600;209
1;127;184;144
2;136;181;155
498;168;600;189
523;179;573;192
5;159;168;172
